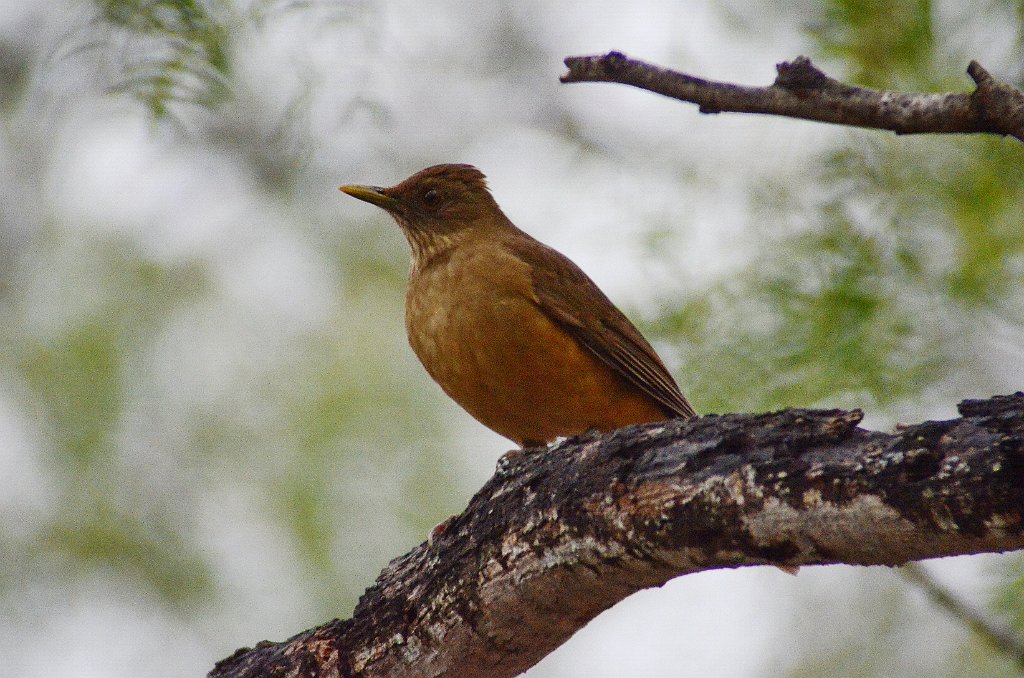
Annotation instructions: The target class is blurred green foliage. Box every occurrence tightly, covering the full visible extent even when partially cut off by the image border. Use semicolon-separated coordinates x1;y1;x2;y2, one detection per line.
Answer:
656;213;950;414
994;559;1024;635
660;136;1023;416
784;570;1023;678
99;0;234;117
809;0;936;87
23;321;123;468
8;244;215;605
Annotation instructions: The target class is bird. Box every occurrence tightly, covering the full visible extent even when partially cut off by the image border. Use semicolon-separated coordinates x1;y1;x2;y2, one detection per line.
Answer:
339;164;696;447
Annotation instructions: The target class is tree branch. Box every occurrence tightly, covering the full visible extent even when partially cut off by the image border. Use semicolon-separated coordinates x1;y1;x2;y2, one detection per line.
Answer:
900;562;1024;669
211;393;1024;678
560;52;1024;143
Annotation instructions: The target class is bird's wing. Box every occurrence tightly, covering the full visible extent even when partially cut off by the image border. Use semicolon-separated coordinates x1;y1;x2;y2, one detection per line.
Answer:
506;237;697;419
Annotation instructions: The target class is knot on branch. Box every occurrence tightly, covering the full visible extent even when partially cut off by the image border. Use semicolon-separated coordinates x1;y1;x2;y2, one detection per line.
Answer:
774;56;833;91
966;61;1024;138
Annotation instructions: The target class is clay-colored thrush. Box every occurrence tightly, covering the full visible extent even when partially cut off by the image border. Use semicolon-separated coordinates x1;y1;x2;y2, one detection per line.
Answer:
339;164;696;446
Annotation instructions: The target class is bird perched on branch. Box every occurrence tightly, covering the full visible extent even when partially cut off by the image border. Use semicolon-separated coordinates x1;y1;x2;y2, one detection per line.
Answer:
339;164;695;447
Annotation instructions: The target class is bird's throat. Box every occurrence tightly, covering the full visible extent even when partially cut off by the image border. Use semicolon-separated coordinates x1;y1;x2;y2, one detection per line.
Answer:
403;228;461;275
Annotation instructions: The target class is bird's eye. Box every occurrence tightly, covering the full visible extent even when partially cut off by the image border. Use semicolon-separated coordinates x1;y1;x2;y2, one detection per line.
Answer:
422;188;440;205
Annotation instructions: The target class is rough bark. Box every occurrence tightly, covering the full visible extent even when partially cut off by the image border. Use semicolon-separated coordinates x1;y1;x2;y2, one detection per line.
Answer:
560;53;1024;143
210;393;1024;678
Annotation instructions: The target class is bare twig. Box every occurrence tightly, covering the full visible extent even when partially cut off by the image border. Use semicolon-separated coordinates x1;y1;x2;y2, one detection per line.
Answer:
211;393;1024;678
901;562;1024;670
560;52;1024;143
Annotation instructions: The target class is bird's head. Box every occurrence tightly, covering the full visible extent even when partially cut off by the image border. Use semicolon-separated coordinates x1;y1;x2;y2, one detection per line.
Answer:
340;164;510;264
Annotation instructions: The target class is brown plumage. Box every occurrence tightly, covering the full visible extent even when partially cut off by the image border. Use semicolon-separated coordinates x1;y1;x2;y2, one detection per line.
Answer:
339;164;696;446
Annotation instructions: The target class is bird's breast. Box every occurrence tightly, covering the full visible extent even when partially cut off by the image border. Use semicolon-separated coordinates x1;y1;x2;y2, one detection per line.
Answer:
405;245;537;391
404;243;668;445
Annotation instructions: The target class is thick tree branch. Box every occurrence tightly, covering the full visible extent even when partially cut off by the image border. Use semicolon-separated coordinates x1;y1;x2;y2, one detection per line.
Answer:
560;52;1024;143
211;393;1024;678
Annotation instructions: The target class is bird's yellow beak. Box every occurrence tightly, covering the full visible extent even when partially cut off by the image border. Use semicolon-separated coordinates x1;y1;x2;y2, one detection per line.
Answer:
339;184;401;210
